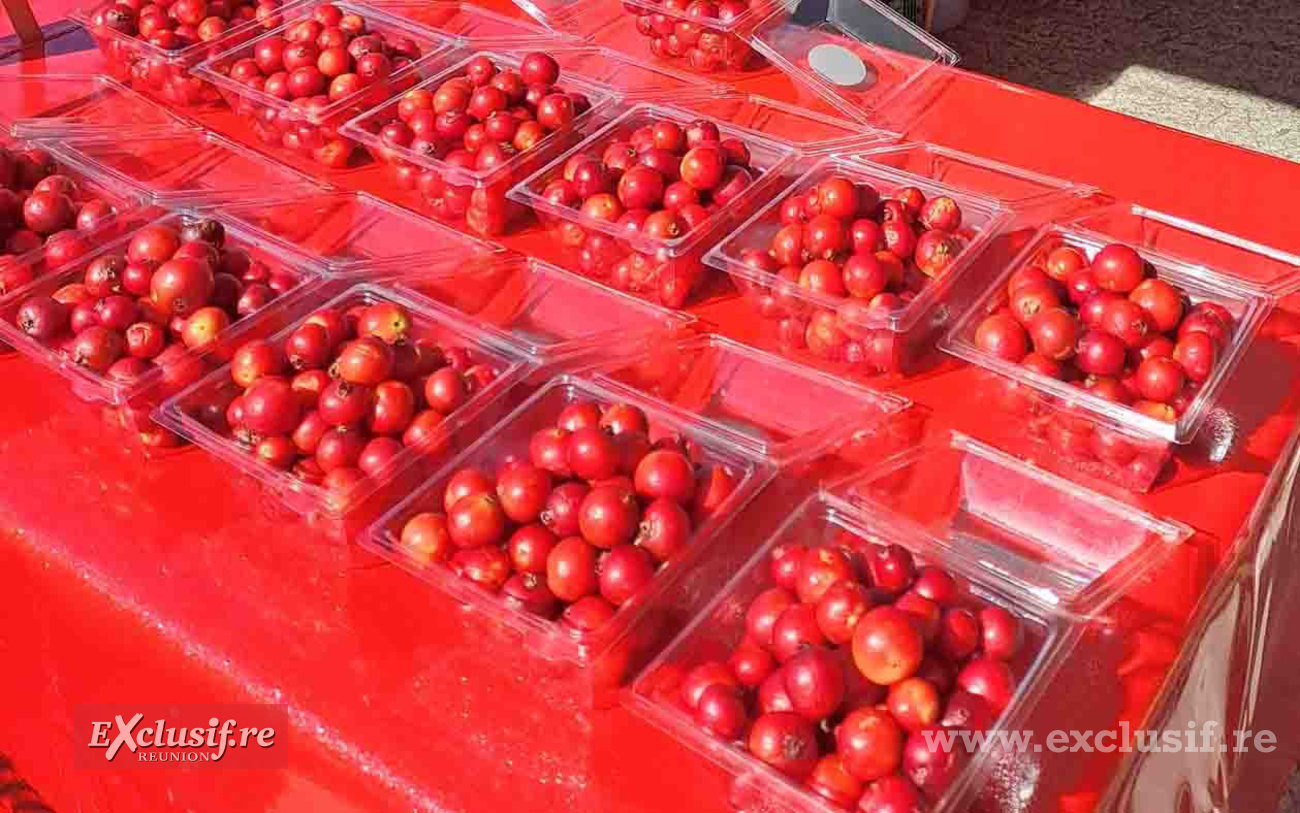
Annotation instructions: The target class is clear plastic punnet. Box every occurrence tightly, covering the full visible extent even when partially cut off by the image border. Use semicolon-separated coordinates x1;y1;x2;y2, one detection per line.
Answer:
37;130;330;208
395;255;697;362
627;435;1191;813
193;1;457;170
0;135;154;298
340;48;621;238
361;372;775;709
209;191;505;278
0;74;193;138
509;102;800;310
366;0;580;45
0;210;327;408
154;282;538;540
627;486;1070;813
71;0;315;108
941;209;1276;492
705;155;1013;380
750;0;959;129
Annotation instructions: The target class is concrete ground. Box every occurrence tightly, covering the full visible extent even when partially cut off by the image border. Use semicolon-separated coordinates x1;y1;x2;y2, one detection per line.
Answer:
941;0;1300;161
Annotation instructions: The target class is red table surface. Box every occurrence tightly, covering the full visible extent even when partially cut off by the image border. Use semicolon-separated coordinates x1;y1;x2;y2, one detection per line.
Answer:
3;4;1300;812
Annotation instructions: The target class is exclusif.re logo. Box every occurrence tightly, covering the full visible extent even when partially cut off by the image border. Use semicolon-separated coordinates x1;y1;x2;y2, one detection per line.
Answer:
74;704;287;769
89;715;276;762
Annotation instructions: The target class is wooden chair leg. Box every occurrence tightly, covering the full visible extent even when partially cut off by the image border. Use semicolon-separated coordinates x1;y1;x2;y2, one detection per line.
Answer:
2;0;43;45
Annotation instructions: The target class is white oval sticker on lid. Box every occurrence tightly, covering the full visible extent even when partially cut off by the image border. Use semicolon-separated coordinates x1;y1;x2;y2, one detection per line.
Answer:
808;43;870;87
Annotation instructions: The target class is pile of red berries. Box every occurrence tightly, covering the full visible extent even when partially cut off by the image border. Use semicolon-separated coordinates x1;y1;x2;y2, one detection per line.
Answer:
973;241;1230;424
90;0;284;50
672;532;1026;810
214;301;500;495
365;52;591;237
625;0;764;73
0;149;119;295
538;116;760;308
216;4;425;166
397;400;741;627
735;176;967;374
13;218;297;386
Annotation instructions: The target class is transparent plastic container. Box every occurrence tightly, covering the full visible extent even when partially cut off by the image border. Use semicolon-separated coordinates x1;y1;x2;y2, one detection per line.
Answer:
673;90;897;155
1062;202;1300;297
340;48;619;237
366;0;579;45
942;215;1275;491
155;283;537;539
0;137;154;298
750;0;960;130
208;191;505;278
590;333;912;466
361;373;773;709
193;2;456;170
706;155;1013;380
0;210;327;408
0;74;193;139
509;102;800;309
542;45;722;99
71;0;313;108
38;129;330;208
845;142;1097;216
629;434;1191;813
396;255;698;362
835;429;1195;617
628;487;1068;813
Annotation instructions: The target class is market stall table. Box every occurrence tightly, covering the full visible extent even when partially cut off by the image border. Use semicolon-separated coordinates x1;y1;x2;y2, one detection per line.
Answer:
2;3;1300;812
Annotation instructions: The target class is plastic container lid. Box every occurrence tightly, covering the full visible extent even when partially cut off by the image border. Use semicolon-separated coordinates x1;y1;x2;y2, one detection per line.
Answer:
590;333;910;463
847;141;1097;212
1062;201;1300;296
0;74;192;139
834;429;1194;618
397;256;697;361
546;45;720;100
366;0;580;45
749;0;959;128
39;130;330;207
673;90;897;154
213;191;506;277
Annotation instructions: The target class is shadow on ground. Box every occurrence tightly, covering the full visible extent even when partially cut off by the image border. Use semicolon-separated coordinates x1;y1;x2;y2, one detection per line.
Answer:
945;0;1299;160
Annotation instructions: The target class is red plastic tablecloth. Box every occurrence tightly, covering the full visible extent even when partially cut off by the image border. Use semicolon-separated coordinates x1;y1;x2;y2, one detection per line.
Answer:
3;4;1300;812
